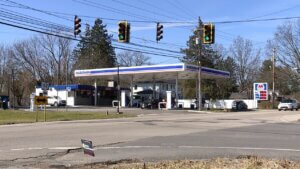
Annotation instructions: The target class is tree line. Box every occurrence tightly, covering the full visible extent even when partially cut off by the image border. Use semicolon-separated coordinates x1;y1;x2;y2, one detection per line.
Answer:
0;18;299;106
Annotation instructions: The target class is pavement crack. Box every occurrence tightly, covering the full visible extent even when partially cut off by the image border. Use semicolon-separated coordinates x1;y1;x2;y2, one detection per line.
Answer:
0;147;82;167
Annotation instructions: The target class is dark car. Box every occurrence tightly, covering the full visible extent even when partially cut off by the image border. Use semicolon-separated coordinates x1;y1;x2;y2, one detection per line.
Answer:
141;99;159;109
232;100;248;111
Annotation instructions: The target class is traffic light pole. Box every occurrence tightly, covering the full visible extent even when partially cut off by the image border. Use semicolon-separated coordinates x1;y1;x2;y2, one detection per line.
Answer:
117;64;120;114
198;17;203;111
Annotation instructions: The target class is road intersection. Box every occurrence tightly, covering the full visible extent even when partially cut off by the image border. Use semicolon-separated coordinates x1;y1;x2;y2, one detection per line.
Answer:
0;109;300;168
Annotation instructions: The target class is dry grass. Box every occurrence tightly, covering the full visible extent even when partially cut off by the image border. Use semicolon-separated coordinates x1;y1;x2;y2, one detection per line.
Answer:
74;156;300;169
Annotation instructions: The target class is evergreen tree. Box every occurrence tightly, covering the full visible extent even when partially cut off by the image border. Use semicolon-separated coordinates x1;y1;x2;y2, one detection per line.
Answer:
214;57;238;98
73;19;116;70
181;25;227;99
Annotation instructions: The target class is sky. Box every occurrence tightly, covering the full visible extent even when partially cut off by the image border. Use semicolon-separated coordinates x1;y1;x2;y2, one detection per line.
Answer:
0;0;300;65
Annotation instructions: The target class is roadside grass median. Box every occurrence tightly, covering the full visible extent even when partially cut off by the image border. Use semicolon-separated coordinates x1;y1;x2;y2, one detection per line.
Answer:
0;109;135;125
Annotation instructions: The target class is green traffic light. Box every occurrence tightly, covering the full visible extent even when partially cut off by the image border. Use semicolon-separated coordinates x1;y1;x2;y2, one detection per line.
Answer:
119;34;124;40
205;36;210;41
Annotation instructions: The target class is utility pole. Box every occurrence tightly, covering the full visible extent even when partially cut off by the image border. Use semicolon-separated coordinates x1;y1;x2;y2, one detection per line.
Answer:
272;48;276;109
198;17;203;111
12;69;15;110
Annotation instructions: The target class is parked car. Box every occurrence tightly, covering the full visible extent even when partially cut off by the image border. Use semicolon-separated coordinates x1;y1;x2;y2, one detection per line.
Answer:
232;100;248;111
132;95;142;108
47;96;66;107
141;99;159;109
278;99;298;111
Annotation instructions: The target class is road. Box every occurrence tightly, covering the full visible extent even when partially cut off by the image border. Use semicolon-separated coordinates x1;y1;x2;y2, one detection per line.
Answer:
0;109;300;168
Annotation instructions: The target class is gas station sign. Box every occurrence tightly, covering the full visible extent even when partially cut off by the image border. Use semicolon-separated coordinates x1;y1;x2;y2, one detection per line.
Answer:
253;83;268;100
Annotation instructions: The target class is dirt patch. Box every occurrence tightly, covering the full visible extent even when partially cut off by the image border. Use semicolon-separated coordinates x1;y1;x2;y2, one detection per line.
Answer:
70;156;300;169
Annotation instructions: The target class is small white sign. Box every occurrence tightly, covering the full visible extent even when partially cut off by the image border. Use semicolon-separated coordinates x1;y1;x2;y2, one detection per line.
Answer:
66;87;71;91
41;82;49;91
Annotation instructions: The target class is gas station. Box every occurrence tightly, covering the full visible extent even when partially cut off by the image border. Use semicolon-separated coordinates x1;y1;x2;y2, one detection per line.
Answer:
74;63;230;110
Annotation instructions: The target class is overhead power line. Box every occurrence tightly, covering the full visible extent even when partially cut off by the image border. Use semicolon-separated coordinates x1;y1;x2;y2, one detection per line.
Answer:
165;0;195;20
4;0;300;25
0;0;73;22
111;0;184;21
73;0;155;21
248;4;300;20
0;20;183;59
214;16;300;24
0;7;184;56
0;8;72;32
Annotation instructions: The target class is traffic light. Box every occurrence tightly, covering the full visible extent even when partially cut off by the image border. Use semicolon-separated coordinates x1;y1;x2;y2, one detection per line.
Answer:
118;21;130;43
74;15;81;36
202;23;215;44
156;22;163;42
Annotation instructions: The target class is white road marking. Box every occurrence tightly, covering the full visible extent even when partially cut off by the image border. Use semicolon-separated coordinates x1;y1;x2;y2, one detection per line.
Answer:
179;146;300;152
9;147;79;151
4;145;300;153
11;148;26;151
94;145;300;153
48;147;80;150
11;147;44;151
95;146;161;150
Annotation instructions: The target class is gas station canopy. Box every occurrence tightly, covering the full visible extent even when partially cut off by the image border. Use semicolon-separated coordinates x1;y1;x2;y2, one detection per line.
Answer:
74;63;230;82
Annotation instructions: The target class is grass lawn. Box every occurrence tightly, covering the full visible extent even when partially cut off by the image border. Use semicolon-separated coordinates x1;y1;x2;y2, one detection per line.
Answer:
0;109;135;125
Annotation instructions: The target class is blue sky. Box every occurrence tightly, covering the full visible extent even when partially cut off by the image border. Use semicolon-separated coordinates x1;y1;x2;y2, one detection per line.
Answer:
0;0;300;64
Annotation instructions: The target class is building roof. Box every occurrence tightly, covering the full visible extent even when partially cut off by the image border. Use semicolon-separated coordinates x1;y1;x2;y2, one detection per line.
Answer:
74;63;230;82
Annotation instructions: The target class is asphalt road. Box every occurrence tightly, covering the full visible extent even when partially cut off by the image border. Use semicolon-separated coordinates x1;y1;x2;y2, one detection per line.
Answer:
1;109;300;168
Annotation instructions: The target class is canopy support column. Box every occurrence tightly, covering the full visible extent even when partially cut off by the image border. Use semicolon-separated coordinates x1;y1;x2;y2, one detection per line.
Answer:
94;79;97;106
152;76;156;100
175;74;178;108
130;75;134;107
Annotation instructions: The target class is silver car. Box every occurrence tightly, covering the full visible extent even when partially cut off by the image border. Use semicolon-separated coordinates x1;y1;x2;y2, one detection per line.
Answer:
278;99;298;111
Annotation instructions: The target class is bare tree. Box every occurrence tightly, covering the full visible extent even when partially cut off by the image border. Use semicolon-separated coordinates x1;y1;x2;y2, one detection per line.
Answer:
7;34;73;105
267;20;300;78
12;38;50;82
117;51;151;66
230;36;261;94
12;34;72;85
38;34;72;84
